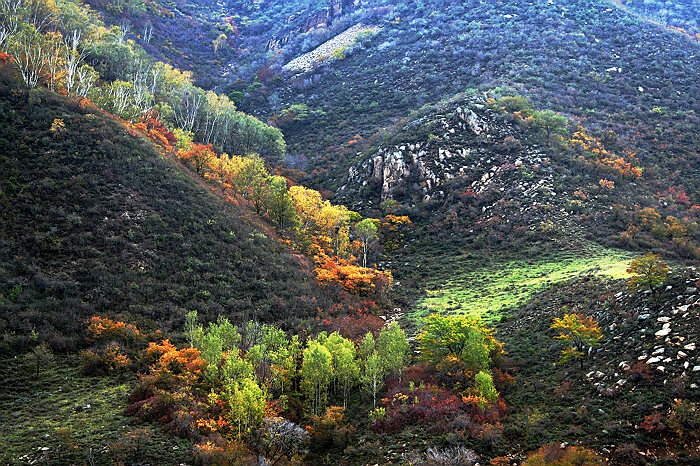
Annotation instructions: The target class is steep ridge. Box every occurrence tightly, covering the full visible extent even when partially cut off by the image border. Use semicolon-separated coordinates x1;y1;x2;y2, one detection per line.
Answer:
0;70;327;354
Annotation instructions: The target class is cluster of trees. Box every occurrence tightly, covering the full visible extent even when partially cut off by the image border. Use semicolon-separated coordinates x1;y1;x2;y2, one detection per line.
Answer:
569;125;643;180
173;139;400;299
0;0;285;160
416;314;503;404
117;311;411;462
76;312;515;461
618;207;700;260
486;94;569;145
365;313;508;437
302;322;409;413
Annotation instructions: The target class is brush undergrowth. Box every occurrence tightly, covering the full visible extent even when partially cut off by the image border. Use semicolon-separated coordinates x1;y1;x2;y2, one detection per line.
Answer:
0;355;189;465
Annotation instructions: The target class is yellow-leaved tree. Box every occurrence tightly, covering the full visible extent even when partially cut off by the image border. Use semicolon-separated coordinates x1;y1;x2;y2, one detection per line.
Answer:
551;313;603;371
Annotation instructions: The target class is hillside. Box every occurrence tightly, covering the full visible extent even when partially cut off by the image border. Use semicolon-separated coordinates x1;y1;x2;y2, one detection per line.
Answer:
239;0;699;210
0;67;327;355
1;0;699;463
620;0;700;38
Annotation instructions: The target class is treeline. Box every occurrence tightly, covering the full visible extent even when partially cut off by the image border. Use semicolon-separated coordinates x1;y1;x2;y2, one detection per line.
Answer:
174;139;411;300
0;0;285;161
81;311;508;463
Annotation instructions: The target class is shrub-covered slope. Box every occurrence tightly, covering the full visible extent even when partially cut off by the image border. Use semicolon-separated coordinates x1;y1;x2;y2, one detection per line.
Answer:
0;72;326;354
620;0;700;38
495;269;700;461
242;0;699;207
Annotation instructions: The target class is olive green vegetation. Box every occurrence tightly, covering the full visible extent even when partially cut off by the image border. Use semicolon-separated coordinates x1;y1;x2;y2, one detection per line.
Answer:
0;356;190;465
0;81;329;355
410;244;633;322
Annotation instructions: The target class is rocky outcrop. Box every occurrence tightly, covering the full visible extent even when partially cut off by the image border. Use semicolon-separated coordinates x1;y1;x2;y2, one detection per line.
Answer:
340;99;566;231
283;24;380;73
352;106;499;199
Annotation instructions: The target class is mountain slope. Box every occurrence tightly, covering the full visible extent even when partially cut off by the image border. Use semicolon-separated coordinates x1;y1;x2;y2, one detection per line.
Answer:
0;68;326;354
241;0;699;205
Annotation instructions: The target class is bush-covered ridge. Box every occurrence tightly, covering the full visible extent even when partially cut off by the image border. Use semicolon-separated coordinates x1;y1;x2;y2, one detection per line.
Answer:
0;78;326;353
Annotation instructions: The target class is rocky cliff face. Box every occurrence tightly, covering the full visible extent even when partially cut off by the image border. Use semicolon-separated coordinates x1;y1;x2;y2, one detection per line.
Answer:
339;99;576;232
268;0;362;50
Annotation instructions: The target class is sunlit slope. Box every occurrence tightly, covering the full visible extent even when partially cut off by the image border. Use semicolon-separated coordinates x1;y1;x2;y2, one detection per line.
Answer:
411;244;633;322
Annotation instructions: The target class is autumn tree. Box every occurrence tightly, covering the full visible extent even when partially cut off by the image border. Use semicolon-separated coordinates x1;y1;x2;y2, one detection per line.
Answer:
381;214;412;252
289;185;324;233
186;314;242;382
551;313;603;371
626;252;670;303
354;218;379;267
184;310;202;348
314;256;393;299
288;184;355;258
178;142;216;176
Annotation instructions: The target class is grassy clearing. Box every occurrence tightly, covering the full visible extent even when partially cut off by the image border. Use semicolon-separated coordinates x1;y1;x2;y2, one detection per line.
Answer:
410;244;633;323
0;355;189;465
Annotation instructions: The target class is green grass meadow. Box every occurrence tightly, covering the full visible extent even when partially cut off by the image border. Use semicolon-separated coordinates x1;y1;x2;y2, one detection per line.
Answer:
410;245;633;322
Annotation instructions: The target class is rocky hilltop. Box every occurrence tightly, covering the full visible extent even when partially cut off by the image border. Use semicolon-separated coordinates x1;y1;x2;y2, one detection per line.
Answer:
339;98;582;234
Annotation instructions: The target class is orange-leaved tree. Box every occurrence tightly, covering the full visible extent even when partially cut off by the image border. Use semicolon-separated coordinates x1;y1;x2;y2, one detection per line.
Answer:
178;143;217;176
